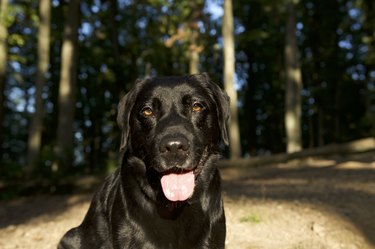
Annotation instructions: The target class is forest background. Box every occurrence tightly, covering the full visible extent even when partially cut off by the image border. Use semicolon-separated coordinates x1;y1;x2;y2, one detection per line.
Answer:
0;0;374;193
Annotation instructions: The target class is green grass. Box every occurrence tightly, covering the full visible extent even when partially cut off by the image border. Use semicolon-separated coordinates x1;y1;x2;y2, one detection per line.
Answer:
239;214;261;224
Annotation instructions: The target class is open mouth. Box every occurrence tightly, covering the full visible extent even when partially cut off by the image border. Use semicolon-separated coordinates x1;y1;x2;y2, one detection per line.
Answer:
159;146;209;202
160;169;196;202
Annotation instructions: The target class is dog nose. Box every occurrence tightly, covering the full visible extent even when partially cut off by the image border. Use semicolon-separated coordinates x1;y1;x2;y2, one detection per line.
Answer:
160;136;189;154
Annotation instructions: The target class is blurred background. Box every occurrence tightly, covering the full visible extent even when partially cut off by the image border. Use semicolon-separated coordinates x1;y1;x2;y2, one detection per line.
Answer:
0;0;374;195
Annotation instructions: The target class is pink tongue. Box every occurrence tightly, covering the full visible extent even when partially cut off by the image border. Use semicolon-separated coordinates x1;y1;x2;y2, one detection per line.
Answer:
160;171;195;202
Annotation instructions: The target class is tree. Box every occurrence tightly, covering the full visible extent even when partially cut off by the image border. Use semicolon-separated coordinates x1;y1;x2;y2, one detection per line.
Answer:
54;0;80;172
284;0;302;153
187;1;203;74
234;1;286;155
0;0;9;158
302;0;347;146
222;0;242;158
163;1;204;75
361;0;375;135
26;0;51;175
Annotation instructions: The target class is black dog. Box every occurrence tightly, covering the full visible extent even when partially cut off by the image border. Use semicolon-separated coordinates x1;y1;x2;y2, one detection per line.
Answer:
58;73;229;249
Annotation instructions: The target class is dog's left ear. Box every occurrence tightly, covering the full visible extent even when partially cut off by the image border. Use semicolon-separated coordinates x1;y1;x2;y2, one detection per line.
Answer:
117;78;147;151
191;73;230;146
211;77;230;146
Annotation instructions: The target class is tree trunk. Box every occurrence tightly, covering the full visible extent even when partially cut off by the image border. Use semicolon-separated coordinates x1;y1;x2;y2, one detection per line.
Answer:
0;0;9;158
26;0;51;175
188;29;199;74
318;108;324;146
222;0;242;159
363;0;375;123
187;2;202;75
284;1;303;153
54;0;80;172
108;0;125;93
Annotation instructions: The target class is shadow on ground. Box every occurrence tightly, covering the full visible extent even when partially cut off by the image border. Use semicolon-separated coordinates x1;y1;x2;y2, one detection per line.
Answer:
0;194;92;229
221;152;375;247
0;152;374;247
0;175;103;228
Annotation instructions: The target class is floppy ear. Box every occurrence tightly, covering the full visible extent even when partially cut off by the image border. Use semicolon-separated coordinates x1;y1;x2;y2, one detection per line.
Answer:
117;92;133;152
213;86;230;146
191;73;230;146
210;77;230;146
117;78;148;151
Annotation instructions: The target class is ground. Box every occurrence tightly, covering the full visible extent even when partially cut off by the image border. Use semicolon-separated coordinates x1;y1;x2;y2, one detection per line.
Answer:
0;152;374;249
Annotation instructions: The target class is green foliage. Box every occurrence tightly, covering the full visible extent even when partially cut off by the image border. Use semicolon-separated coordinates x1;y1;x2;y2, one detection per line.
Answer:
0;0;374;182
3;4;22;27
8;33;25;46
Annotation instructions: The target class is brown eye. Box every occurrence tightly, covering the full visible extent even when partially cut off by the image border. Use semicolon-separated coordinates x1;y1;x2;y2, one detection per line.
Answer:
192;102;204;112
141;107;153;116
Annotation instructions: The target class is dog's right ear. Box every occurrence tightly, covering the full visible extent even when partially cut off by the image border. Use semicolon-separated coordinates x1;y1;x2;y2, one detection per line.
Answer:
191;73;230;146
117;78;147;151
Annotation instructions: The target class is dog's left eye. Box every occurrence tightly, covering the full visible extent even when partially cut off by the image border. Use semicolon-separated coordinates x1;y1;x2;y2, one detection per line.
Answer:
141;107;153;117
192;102;204;112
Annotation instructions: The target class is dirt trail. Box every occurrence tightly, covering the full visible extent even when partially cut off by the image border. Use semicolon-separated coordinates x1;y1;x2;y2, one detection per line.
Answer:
1;152;374;249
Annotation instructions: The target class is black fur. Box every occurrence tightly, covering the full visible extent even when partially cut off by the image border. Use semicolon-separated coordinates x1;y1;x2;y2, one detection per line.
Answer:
58;73;229;249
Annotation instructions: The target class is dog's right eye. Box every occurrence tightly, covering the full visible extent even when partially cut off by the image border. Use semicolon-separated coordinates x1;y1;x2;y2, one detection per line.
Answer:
192;102;204;113
141;107;153;117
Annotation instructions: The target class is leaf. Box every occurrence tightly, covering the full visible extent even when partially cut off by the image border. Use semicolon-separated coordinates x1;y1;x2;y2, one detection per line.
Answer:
8;34;26;47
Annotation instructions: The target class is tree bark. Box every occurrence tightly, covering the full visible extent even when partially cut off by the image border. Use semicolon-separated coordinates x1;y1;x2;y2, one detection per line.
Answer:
54;0;80;172
0;0;9;158
284;1;303;153
187;2;202;75
222;0;242;158
188;29;199;74
26;0;51;175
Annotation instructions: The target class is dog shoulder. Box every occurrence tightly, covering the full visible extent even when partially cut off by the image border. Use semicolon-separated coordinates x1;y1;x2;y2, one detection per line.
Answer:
58;170;122;249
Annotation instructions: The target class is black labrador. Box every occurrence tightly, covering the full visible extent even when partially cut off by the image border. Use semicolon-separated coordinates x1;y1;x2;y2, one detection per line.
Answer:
58;73;229;249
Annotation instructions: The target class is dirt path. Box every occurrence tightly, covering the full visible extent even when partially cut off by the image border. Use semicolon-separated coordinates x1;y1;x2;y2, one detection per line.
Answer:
1;153;374;249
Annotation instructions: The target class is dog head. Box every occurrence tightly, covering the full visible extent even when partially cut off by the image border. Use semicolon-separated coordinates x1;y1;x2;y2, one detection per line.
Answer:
117;73;229;201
